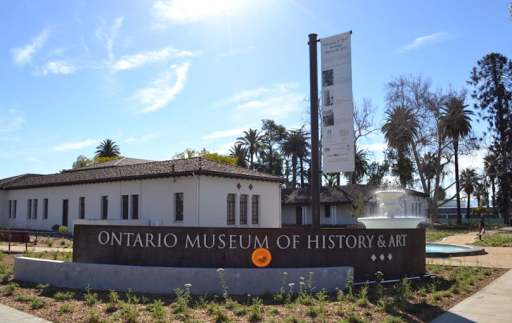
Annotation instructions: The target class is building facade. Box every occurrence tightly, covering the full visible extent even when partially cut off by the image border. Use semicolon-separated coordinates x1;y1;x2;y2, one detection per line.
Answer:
0;158;283;233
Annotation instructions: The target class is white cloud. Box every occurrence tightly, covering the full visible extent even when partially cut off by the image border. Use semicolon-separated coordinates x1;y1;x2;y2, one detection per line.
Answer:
399;32;450;53
96;16;124;62
152;0;242;27
124;133;161;143
0;109;25;133
202;128;250;140
215;83;303;122
41;61;78;75
11;28;50;66
112;47;199;71
214;83;299;108
52;139;97;152
134;61;190;113
233;92;303;120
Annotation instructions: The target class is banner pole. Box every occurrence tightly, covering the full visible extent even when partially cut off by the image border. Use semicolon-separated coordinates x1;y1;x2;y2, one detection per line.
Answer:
309;33;321;230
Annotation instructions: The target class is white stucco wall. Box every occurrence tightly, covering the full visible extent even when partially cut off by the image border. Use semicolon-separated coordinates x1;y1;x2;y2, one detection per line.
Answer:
0;175;281;233
281;195;428;226
282;204;358;226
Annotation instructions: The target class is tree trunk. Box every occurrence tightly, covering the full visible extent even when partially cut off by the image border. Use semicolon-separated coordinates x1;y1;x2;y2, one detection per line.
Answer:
492;179;496;218
300;157;304;188
291;155;297;189
466;193;471;221
454;142;462;225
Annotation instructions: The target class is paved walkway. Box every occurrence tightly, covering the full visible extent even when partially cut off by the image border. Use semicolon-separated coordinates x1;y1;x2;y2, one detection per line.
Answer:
430;228;512;323
0;304;51;323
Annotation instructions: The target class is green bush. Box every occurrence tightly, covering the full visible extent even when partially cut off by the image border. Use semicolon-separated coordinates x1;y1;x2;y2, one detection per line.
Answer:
58;226;68;233
52;224;60;231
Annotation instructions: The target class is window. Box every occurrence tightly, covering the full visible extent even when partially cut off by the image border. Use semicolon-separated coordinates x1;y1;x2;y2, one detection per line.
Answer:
175;193;183;222
227;194;236;225
43;199;48;219
240;195;248;225
122;195;129;220
324;204;331;218
33;199;38;219
131;195;139;219
101;196;108;219
13;200;17;218
27;199;32;219
8;200;12;219
79;197;85;219
252;195;259;224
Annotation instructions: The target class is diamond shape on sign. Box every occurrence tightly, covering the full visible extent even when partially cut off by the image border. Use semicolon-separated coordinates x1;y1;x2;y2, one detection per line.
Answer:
371;254;377;262
388;253;393;260
237;183;241;190
249;184;253;190
379;254;385;261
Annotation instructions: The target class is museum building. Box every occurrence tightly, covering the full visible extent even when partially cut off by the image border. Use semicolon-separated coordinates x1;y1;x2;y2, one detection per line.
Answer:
0;157;283;233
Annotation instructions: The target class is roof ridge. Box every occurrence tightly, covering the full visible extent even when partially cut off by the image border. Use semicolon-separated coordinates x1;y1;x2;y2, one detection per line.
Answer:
114;157;127;166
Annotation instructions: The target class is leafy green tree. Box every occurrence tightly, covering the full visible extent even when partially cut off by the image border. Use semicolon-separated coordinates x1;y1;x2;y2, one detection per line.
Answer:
441;92;474;224
461;168;478;220
468;53;512;223
95;139;121;158
261;119;286;175
228;143;247;168
72;155;93;169
381;105;419;188
236;128;262;169
483;152;498;217
281;128;310;188
172;148;237;166
343;149;369;184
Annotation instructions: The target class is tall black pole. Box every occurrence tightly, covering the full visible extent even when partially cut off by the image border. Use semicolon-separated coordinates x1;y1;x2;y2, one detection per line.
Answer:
309;33;320;230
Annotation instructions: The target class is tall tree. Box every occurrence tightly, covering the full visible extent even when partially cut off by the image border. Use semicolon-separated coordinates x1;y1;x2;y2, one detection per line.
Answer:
72;155;93;169
468;53;512;223
95;139;121;158
261;120;286;175
461;168;478;220
441;91;474;224
483;152;498;217
236;128;262;169
229;143;248;168
281;129;309;188
381;105;419;188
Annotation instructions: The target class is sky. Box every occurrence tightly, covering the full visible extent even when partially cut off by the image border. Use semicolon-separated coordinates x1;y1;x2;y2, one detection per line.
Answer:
1;0;512;186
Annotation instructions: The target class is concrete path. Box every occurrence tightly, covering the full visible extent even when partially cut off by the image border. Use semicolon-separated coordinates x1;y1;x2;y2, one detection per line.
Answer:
0;304;51;323
430;227;512;323
431;268;512;323
0;244;71;254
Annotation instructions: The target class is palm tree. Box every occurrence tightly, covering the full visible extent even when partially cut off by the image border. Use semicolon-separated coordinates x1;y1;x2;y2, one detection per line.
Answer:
421;152;437;198
344;149;369;184
95;139;121;158
236;129;261;169
461;168;478;220
483;152;498;217
381;105;420;187
229;143;247;168
441;95;474;224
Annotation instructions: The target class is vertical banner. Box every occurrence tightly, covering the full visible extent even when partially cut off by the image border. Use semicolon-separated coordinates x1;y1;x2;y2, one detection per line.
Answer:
320;32;355;173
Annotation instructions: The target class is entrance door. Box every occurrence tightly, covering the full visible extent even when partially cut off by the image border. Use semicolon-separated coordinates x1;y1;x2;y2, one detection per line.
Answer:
62;199;69;227
296;206;303;225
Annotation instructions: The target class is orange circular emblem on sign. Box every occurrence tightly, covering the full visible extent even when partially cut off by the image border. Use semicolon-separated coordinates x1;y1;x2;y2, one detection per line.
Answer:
252;248;272;267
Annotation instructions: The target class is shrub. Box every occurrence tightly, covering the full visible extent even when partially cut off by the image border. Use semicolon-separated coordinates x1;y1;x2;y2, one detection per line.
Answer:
59;303;74;314
58;226;68;233
54;291;75;301
2;282;18;296
31;297;46;309
52;224;60;231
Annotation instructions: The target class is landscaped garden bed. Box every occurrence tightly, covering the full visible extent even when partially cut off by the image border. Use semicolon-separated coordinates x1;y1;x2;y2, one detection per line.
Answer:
0;250;506;323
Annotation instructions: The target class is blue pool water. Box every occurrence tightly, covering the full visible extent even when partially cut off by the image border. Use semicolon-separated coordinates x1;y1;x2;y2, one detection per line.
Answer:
426;243;471;253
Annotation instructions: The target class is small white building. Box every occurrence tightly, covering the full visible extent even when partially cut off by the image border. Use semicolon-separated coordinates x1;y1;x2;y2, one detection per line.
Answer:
281;185;428;226
0;157;283;233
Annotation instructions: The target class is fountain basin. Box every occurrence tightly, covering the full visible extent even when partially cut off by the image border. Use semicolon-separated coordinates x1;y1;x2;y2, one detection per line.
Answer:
426;243;485;257
358;217;425;229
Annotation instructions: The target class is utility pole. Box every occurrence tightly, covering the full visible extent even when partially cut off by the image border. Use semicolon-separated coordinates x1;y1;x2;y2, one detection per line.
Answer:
309;33;320;230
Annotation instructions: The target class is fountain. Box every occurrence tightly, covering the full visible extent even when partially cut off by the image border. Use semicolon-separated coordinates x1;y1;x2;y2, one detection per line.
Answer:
358;189;426;229
357;168;426;229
